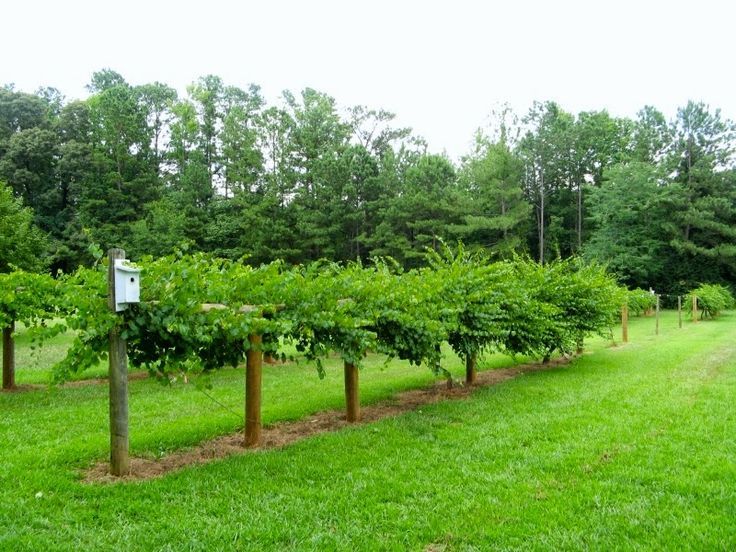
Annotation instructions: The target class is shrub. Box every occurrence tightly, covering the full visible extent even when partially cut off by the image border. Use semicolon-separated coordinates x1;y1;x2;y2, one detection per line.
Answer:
686;284;735;319
626;288;657;316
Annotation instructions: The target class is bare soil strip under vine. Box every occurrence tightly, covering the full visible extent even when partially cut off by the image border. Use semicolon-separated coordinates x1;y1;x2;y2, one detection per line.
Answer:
84;357;571;483
1;371;149;392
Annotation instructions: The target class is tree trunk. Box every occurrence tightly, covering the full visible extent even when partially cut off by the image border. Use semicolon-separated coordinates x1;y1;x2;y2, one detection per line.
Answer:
539;168;545;264
577;181;582;250
465;352;477;385
344;361;360;422
2;322;15;390
501;198;508;240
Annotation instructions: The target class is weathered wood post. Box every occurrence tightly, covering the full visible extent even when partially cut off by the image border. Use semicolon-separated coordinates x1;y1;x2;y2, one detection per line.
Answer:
655;295;660;336
621;304;629;343
692;295;699;323
465;352;477;385
107;248;130;476
2;320;15;390
245;333;263;447
678;296;682;329
344;361;360;422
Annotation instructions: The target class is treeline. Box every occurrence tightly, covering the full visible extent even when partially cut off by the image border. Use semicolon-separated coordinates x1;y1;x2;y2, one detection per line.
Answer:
1;69;735;293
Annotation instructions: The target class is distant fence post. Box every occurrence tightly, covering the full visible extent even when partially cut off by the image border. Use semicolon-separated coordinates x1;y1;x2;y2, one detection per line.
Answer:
655;295;660;336
678;296;682;329
245;333;263;447
621;305;629;343
465;352;477;385
107;248;130;476
692;295;699;323
344;361;360;422
2;320;15;390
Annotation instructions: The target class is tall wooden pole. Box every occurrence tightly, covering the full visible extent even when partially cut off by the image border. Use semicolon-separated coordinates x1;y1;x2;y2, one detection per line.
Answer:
621;305;629;343
678;296;682;329
465;352;477;385
344;361;360;422
2;321;15;390
107;248;129;476
692;295;699;323
655;295;660;336
245;333;263;447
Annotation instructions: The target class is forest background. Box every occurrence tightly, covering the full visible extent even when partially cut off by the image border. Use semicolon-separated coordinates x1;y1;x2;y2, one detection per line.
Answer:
1;68;735;297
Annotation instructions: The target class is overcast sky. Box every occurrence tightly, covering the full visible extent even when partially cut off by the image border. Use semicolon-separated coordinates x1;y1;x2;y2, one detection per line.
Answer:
3;0;734;159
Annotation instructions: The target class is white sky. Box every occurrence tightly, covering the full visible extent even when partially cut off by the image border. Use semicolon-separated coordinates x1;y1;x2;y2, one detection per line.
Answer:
3;0;734;159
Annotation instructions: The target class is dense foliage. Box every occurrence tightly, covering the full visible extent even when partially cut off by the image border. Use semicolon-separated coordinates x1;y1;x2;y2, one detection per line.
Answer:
31;251;622;382
0;182;47;272
626;288;658;316
2;72;735;294
0;270;58;329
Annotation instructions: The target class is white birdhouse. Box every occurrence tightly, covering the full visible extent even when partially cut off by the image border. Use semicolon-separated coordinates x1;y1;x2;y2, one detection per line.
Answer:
113;259;141;312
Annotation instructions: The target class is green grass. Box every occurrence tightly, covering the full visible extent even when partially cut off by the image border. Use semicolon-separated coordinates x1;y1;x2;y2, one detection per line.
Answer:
13;321;113;384
1;311;734;550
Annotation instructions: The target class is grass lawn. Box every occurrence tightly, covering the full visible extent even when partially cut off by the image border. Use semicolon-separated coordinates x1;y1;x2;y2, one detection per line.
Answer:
12;321;118;384
1;311;734;550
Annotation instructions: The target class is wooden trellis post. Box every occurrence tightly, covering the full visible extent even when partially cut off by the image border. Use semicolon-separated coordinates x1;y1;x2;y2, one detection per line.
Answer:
2;320;14;390
621;304;629;343
692;295;699;323
107;248;130;476
344;361;360;422
202;304;270;448
655;295;660;335
678;296;682;329
244;333;263;447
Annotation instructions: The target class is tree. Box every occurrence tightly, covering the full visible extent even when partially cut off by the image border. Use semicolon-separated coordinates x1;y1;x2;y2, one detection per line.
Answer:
187;75;226;189
0;88;49;145
137;82;178;175
51;101;95;270
570;110;631;249
80;75;160;249
667;102;736;284
0;182;47;272
128;197;191;258
284;88;352;261
0;127;58;223
86;68;127;93
584;163;673;288
348;105;411;158
671;101;735;184
370;154;459;266
220;84;264;197
454;133;529;257
629;105;671;164
519;102;574;262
